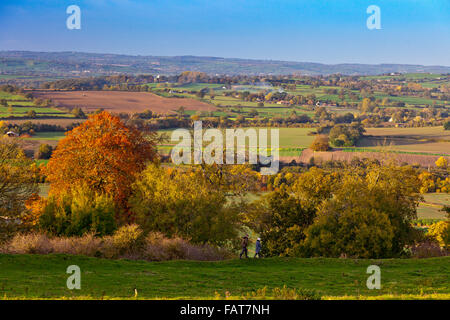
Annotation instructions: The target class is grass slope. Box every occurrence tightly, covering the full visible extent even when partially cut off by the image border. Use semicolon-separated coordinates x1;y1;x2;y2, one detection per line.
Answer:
0;254;448;299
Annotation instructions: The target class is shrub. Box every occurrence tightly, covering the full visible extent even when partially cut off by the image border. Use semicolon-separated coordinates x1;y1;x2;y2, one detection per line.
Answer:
143;232;229;261
444;121;450;130
111;224;144;253
241;286;321;300
39;185;116;236
0;230;229;261
3;233;52;254
27;110;37;118
57;232;104;257
35;144;53;160
71;107;86;119
302;206;394;258
435;156;448;168
408;239;448;258
427;221;450;248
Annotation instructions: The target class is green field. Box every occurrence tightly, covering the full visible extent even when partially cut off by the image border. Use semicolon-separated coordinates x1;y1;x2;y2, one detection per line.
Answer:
157;127;314;157
0;90;73;119
0;91;25;100
0;254;448;299
162;77;449;109
148;82;361;116
0;106;70;118
159;127;315;147
28;126;449;159
23;131;66;141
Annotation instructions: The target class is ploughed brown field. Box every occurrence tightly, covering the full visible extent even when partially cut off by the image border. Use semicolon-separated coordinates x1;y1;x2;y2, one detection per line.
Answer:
33;90;215;113
287;148;447;167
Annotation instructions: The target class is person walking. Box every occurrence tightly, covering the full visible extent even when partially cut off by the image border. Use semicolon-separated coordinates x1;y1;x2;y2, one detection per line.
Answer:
240;234;249;259
254;238;262;258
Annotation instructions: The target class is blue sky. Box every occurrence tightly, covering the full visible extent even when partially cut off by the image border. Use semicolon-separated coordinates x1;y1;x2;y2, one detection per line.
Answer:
0;0;449;65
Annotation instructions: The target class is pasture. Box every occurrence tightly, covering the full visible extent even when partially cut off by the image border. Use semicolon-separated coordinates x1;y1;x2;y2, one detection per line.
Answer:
0;254;448;299
22;131;66;141
157;127;314;157
149;82;360;116
0;91;24;100
0;106;69;118
22;126;449;163
159;127;315;148
17;132;65;158
0;90;72;119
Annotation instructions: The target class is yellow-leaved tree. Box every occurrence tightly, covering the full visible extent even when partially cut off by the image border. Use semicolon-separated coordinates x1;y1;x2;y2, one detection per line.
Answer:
0;138;38;240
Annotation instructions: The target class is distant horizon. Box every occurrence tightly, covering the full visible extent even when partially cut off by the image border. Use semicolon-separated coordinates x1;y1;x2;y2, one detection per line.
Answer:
2;49;450;69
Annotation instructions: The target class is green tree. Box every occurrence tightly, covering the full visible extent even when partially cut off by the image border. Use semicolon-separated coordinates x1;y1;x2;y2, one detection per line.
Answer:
309;135;330;151
443;121;450;130
253;188;316;257
72;107;86;119
329;123;365;147
130;164;243;246
301;164;422;257
35;144;53;160
27;110;37;119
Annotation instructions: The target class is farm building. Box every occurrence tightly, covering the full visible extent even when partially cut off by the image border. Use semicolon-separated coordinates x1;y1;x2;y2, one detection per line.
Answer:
6;131;18;137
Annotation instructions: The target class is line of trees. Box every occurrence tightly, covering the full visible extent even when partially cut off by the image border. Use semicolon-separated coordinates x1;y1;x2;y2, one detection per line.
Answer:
1;111;448;257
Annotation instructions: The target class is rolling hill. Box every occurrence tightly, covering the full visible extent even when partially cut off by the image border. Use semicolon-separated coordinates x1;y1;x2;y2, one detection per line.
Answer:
1;51;450;78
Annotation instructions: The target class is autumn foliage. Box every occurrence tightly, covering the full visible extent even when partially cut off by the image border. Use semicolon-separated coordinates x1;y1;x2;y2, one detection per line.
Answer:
44;112;157;212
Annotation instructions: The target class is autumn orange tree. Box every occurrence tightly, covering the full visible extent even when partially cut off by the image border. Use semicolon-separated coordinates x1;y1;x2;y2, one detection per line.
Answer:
44;111;158;217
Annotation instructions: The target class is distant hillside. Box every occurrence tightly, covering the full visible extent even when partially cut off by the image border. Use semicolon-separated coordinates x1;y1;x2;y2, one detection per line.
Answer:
1;51;450;77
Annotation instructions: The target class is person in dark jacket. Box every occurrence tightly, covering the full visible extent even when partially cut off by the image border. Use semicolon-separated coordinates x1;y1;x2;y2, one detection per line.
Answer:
240;234;249;259
254;238;262;258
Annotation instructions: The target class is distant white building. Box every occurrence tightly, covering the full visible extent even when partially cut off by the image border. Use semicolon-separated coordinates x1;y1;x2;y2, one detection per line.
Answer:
6;131;18;137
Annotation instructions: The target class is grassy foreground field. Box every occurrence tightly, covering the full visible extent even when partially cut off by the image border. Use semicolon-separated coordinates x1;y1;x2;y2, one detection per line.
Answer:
0;254;448;300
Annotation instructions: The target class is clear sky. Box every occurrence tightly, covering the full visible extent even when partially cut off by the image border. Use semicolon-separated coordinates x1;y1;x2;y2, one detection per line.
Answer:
0;0;449;65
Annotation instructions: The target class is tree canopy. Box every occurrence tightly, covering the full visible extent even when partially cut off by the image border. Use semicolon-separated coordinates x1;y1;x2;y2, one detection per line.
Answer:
44;111;158;214
0;138;38;240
